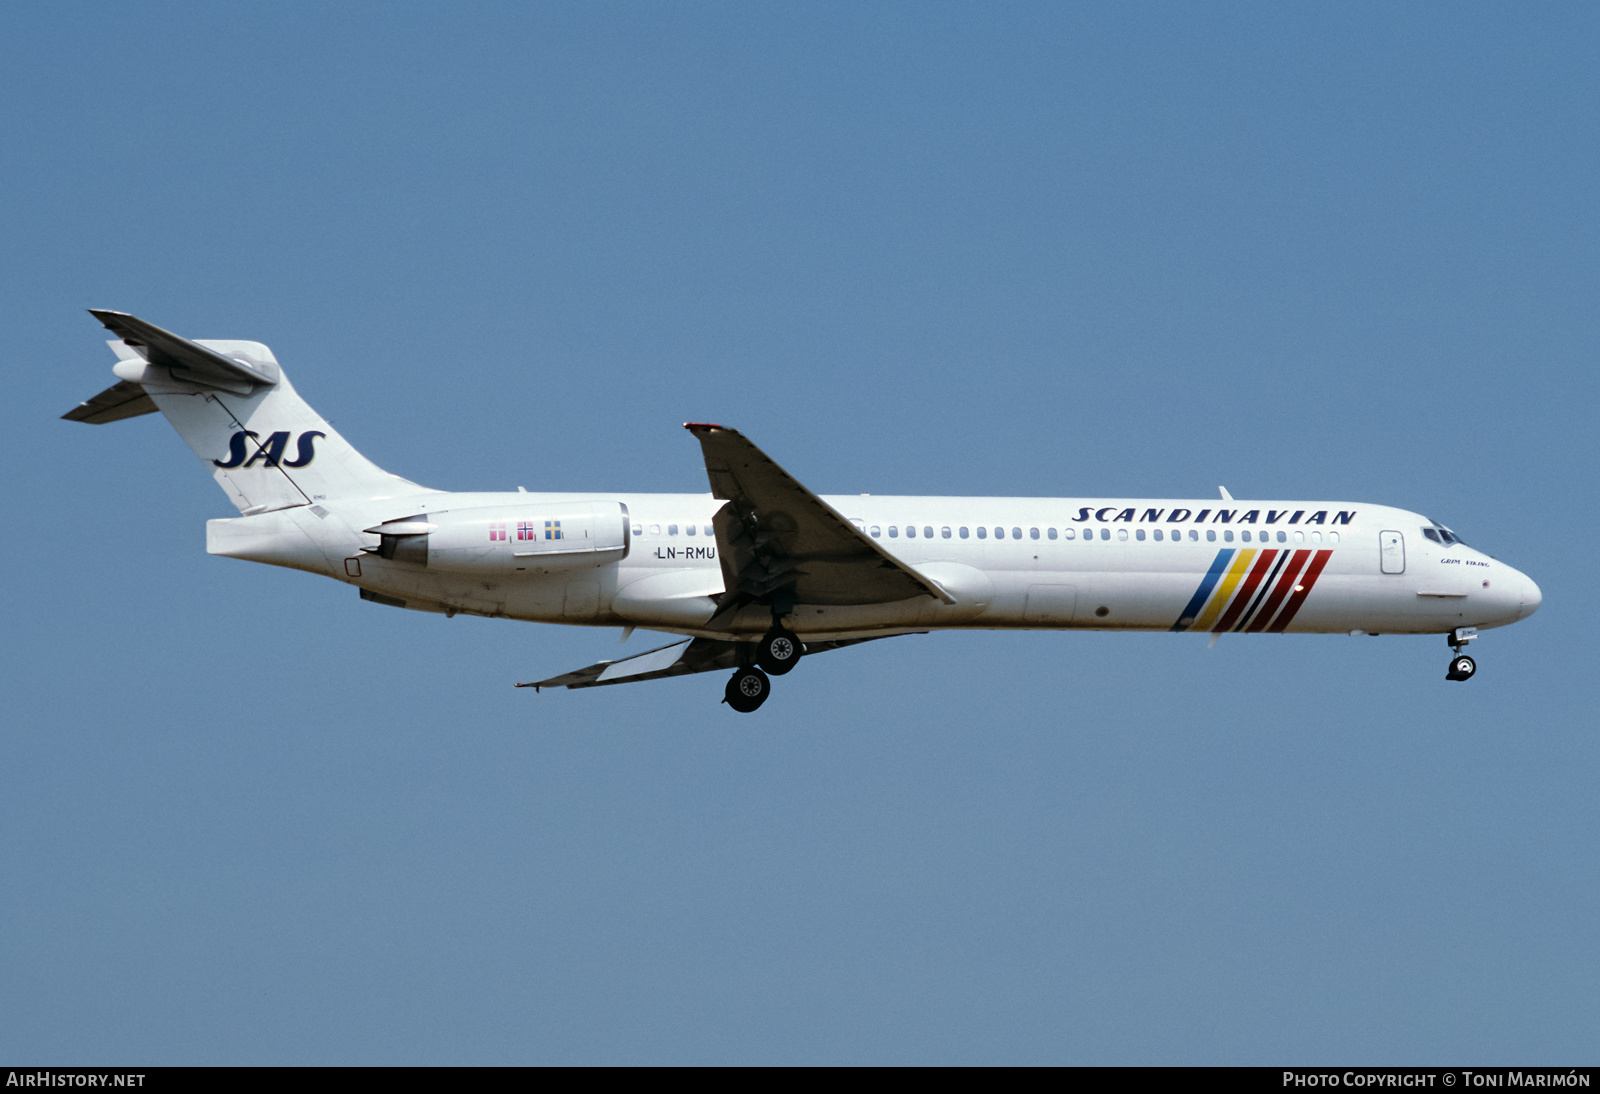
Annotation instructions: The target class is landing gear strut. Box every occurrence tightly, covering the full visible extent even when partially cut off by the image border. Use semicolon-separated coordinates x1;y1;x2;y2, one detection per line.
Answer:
1446;627;1478;682
723;593;802;712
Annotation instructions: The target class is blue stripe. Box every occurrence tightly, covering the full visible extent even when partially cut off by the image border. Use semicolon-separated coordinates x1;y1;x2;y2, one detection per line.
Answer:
1170;549;1235;631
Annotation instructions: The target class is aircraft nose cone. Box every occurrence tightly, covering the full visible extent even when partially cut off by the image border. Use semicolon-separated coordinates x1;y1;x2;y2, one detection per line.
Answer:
1519;575;1542;620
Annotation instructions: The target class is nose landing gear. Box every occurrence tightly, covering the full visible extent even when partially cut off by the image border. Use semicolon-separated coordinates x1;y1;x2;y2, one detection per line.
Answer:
1446;627;1478;682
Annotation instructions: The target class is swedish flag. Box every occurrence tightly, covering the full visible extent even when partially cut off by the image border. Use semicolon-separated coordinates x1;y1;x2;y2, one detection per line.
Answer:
545;519;562;540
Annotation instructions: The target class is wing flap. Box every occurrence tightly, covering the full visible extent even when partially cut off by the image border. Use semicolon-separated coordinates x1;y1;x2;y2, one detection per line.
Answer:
518;633;911;690
519;637;735;690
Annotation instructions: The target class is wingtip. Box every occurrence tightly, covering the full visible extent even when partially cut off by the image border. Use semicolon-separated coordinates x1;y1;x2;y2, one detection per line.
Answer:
87;309;141;336
683;421;726;433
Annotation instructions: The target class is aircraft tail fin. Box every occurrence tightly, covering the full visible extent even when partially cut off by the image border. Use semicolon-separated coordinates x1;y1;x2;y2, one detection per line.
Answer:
63;310;430;514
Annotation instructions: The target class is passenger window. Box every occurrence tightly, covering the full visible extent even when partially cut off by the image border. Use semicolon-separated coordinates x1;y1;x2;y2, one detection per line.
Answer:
1206;530;1216;542
668;524;678;536
905;525;915;538
1136;529;1146;541
1311;531;1322;543
1064;528;1075;540
1223;530;1233;542
1329;532;1339;544
1293;531;1304;543
1240;530;1251;542
960;527;969;539
1117;529;1129;541
1276;531;1286;543
977;527;987;539
942;526;952;539
888;526;899;538
1030;527;1040;540
1047;528;1057;540
1100;528;1111;541
632;524;642;536
924;526;934;539
649;524;661;535
1169;528;1179;541
686;524;696;536
995;527;1005;540
1188;529;1198;541
1012;527;1022;540
704;525;714;536
1153;529;1163;541
870;525;881;538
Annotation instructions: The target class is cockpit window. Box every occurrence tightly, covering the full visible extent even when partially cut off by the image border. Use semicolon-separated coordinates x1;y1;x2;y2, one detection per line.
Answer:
1422;527;1441;544
1425;521;1466;547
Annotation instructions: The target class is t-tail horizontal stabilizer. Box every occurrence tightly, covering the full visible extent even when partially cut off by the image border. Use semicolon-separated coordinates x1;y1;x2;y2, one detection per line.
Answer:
61;379;158;424
88;309;281;393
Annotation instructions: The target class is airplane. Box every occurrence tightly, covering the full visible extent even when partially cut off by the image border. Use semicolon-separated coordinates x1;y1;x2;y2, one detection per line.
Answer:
63;310;1542;712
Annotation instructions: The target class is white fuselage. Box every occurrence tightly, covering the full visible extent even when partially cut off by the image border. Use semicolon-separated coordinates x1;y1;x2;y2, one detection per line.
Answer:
206;489;1541;642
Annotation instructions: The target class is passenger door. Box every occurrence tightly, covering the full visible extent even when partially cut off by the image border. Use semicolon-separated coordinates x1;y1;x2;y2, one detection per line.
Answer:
1379;530;1405;574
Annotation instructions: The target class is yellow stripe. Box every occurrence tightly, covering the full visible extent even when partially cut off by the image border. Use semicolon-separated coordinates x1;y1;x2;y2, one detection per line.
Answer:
1192;549;1256;631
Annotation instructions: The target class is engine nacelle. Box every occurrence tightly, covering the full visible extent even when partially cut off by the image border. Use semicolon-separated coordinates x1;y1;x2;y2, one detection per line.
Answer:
365;501;630;573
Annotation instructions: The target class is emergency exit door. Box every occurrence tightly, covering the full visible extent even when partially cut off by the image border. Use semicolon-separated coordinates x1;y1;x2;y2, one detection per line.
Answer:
1380;530;1405;574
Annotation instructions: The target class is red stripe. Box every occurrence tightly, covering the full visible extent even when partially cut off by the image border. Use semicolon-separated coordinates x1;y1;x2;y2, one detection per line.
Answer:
1267;550;1334;633
1212;550;1279;633
1246;550;1310;633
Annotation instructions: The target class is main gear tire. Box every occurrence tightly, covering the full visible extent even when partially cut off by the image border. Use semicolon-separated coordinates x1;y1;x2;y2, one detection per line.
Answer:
724;667;771;712
755;627;802;676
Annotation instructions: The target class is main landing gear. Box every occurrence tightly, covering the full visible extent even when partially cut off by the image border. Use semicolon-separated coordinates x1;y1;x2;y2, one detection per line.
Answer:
723;624;804;713
756;625;801;675
725;667;771;713
1446;627;1478;682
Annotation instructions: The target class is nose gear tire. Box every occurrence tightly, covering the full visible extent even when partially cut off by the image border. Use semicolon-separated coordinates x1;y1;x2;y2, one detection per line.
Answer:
1446;655;1476;682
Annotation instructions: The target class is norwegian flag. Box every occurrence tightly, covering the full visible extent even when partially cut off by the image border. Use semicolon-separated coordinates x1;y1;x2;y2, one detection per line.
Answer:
517;520;537;541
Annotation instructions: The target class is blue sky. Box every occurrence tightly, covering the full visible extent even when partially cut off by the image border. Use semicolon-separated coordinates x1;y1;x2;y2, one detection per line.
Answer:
3;2;1595;1063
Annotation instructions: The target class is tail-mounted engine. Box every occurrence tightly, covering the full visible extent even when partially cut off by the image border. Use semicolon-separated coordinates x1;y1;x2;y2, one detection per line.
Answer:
364;501;630;573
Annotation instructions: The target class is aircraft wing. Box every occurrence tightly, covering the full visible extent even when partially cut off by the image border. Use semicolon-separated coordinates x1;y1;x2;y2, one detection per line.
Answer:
518;633;908;690
684;423;955;614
